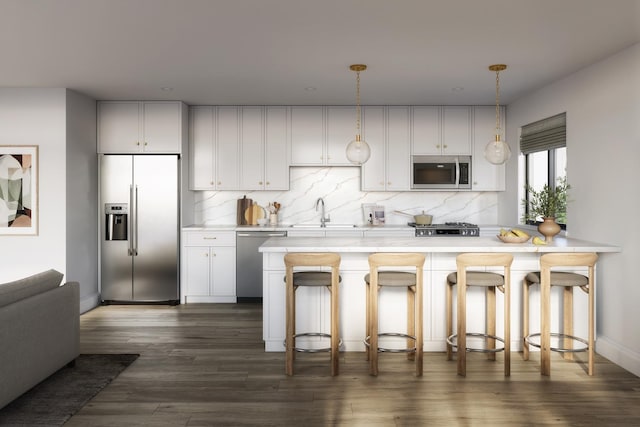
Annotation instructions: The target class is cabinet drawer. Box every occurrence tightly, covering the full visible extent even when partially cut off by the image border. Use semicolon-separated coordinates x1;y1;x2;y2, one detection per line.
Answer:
184;231;236;246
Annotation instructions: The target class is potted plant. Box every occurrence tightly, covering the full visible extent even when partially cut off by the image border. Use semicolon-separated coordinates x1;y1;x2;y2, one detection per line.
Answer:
522;176;570;242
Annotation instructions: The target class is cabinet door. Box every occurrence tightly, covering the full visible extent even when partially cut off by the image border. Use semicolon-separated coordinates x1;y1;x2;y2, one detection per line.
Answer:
386;106;411;191
442;106;471;155
142;102;183;153
361;106;386;191
211;246;236;297
265;106;290;190
185;246;211;296
472;106;506;191
216;107;240;190
290;106;324;165
97;101;141;153
411;106;440;154
189;107;215;190
326;106;353;165
240;107;264;190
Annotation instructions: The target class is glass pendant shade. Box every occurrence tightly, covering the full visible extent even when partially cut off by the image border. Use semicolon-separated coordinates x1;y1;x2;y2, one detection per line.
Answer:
346;134;371;165
484;134;511;165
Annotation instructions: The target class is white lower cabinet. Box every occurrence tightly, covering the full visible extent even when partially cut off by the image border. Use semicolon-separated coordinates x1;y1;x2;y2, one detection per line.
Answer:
181;230;236;303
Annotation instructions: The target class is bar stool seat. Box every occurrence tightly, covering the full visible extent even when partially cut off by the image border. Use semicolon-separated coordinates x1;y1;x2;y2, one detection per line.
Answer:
284;253;341;376
365;253;425;376
446;253;513;376
523;253;598;376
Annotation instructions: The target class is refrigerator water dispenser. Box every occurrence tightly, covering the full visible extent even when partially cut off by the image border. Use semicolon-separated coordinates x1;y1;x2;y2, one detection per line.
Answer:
105;203;128;241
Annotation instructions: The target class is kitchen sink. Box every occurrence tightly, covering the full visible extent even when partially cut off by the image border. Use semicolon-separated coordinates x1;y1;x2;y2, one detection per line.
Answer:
289;223;357;228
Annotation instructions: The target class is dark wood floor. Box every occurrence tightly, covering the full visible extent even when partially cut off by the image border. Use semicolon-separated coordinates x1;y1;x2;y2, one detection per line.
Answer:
68;303;640;426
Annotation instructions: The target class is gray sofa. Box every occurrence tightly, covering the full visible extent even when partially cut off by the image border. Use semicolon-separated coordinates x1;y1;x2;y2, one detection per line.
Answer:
0;269;80;409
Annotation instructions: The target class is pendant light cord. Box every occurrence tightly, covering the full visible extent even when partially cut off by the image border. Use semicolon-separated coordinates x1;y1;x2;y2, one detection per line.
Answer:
356;70;361;135
495;69;501;134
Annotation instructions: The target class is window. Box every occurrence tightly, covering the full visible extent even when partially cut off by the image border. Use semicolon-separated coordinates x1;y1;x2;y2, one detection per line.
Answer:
520;113;567;227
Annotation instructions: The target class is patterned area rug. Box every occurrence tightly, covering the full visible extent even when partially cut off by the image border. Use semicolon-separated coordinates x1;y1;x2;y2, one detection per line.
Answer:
0;353;139;426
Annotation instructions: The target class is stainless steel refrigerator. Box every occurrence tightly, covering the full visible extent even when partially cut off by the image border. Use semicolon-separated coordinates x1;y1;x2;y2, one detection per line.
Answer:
100;155;179;303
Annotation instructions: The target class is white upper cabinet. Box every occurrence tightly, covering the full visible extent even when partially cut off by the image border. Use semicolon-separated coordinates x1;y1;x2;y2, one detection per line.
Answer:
240;107;265;190
98;101;185;153
263;107;290;190
472;106;506;191
411;106;440;155
189;106;239;190
361;106;411;191
386;107;411;191
441;106;472;155
326;106;354;165
290;106;354;166
189;106;215;190
190;106;289;191
290;106;324;165
214;107;240;190
241;106;289;190
411;106;471;155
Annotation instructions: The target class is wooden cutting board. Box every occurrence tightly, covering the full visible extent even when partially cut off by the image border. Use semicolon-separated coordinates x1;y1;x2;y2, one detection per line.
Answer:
244;203;264;225
237;196;252;225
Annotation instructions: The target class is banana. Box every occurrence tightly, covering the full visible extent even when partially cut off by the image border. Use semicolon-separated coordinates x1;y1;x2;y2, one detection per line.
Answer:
500;228;509;237
532;236;547;245
511;228;530;238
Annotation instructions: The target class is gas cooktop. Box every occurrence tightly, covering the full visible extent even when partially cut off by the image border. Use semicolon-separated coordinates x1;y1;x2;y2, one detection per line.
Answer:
408;222;480;237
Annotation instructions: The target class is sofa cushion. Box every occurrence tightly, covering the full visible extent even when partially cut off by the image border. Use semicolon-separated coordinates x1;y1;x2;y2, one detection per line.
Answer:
0;269;64;308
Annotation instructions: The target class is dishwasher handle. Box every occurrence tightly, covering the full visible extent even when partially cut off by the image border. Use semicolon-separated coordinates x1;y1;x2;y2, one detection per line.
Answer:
236;232;288;237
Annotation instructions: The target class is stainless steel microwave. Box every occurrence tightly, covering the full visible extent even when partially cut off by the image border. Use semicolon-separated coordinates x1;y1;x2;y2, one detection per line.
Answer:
411;155;471;190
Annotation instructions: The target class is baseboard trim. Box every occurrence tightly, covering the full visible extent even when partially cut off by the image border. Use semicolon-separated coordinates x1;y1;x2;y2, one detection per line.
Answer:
80;293;101;314
597;336;640;377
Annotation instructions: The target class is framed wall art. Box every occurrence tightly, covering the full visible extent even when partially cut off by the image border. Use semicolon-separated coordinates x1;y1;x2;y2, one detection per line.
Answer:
0;145;39;235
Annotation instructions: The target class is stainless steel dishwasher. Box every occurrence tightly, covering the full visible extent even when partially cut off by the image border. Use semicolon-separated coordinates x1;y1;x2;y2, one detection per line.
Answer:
236;231;287;302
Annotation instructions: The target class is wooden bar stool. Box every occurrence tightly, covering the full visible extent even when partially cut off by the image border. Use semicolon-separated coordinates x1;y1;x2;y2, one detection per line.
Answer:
284;252;341;376
446;253;513;376
523;252;598;376
365;252;425;376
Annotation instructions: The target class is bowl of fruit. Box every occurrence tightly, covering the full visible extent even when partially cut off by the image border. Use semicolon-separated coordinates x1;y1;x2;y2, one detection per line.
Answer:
497;228;531;243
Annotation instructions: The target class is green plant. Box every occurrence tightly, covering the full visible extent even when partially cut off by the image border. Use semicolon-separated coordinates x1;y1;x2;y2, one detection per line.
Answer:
522;176;570;223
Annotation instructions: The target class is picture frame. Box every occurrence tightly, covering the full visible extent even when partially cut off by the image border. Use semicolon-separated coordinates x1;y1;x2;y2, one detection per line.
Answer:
0;145;39;235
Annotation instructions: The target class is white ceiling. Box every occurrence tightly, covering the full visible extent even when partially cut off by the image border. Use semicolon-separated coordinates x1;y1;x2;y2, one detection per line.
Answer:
1;0;639;106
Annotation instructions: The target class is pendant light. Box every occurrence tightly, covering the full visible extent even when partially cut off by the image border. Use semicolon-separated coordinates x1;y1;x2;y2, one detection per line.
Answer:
484;64;511;165
345;64;371;165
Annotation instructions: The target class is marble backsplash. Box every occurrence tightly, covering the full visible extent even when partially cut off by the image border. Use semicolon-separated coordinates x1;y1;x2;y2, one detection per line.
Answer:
192;167;498;226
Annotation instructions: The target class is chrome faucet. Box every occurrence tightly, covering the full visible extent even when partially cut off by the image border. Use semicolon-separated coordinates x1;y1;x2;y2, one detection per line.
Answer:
315;197;330;227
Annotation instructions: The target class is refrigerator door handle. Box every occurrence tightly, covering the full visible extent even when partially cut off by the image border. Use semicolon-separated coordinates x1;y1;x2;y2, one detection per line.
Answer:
133;185;139;256
128;185;134;256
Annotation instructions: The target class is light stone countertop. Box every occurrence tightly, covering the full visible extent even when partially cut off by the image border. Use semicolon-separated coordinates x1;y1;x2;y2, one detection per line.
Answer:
258;235;620;254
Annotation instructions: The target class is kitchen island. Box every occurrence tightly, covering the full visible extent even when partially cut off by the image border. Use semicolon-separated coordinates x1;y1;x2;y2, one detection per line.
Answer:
259;235;620;352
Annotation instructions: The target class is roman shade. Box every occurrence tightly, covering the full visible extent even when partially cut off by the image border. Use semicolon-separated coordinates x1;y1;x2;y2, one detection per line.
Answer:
520;113;566;154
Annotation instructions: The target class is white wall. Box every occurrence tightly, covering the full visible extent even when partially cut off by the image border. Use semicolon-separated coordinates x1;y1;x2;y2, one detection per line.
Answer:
0;88;67;280
0;88;99;313
505;43;640;375
193;166;500;226
65;90;99;312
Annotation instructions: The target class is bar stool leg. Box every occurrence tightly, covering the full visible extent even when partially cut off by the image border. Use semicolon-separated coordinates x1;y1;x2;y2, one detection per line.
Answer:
330;267;339;376
446;279;453;361
407;285;416;362
285;268;295;376
504;269;511;377
416;279;424;377
588;264;595;375
563;286;574;360
523;278;530;361
486;286;496;361
541;268;551;376
457;270;467;377
365;279;371;361
369;275;380;376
